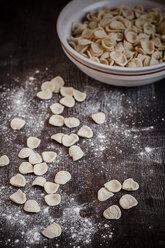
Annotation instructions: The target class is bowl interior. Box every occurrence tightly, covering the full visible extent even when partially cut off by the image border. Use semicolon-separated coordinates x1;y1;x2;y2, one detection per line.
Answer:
58;0;165;41
57;0;165;72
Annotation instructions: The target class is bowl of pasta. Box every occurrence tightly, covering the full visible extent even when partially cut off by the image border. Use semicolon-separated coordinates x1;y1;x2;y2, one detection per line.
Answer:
57;0;165;87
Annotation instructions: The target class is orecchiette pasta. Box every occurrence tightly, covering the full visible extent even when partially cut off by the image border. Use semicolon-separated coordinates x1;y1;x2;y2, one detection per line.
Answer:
69;5;165;67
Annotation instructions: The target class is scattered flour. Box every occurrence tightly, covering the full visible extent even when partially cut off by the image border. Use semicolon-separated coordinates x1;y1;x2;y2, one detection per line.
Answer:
0;69;164;247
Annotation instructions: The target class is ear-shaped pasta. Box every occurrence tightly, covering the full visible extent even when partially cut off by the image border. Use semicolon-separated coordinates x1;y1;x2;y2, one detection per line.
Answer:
69;4;164;68
127;58;143;67
101;37;116;51
140;39;155;54
109;20;125;30
124;28;138;43
90;42;103;56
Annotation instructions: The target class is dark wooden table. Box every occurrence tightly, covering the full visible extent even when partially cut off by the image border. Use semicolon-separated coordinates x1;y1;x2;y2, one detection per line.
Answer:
0;1;165;248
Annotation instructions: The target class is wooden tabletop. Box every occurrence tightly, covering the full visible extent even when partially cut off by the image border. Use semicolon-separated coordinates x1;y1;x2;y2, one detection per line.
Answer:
0;1;165;248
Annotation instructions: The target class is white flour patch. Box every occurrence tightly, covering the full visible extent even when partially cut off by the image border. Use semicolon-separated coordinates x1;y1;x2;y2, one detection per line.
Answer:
138;146;163;164
59;199;97;245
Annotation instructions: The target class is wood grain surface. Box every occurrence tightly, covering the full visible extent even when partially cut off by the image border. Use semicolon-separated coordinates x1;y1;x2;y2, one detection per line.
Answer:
0;1;165;248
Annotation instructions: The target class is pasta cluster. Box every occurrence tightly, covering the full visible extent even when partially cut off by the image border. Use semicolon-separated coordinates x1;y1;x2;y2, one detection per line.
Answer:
69;5;165;67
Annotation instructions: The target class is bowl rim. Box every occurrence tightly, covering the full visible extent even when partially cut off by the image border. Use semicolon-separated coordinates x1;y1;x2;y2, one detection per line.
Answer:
57;0;165;72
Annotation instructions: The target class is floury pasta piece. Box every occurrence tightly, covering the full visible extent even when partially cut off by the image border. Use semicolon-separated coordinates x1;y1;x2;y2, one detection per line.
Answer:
18;148;33;158
0;155;10;167
41;81;55;92
29;153;42;165
44;182;59;194
10;118;25;130
122;178;139;191
9;189;26;204
69;5;165;67
32;177;46;187
27;136;41;149
98;187;114;201
34;162;48;176
77;125;93;138
37;89;52;100
24;200;40;213
54;171;71;185
103;205;121;219
73;89;86;102
69;145;84;161
51;76;65;93
62;134;79;147
119;194;138;209
60;87;74;97
51;133;64;144
10;173;26;187
50;103;64;115
19;162;34;174
60;96;75;108
42;151;57;163
49;115;64;127
64;117;80;128
91;112;105;124
45;194;61;206
41;223;62;238
104;180;121;192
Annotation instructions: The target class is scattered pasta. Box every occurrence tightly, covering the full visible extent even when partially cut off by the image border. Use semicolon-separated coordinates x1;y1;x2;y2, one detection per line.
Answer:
18;148;33;158
69;145;84;161
60;96;75;107
98;187;114;201
51;76;65;93
34;162;48;175
9;189;26;205
24;199;40;213
104;179;121;192
77;125;93;138
10;173;26;187
64;117;80;128
0;155;10;167
54;171;71;185
50;103;64;115
41;223;62;239
19;162;34;174
91;112;105;124
122;178;139;191
45;194;61;206
42;151;57;163
27;136;41;149
29;153;42;165
44;182;59;194
49;115;64;127
41;81;55;92
10;118;25;130
119;194;138;209
37;89;52;100
73;89;86;102
62;134;79;147
32;177;46;187
51;133;64;144
103;205;121;219
60;86;74;97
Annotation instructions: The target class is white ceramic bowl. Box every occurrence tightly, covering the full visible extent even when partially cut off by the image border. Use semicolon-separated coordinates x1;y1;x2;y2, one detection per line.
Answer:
57;0;165;87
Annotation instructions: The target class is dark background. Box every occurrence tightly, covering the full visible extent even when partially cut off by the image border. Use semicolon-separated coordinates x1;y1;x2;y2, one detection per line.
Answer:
0;0;165;248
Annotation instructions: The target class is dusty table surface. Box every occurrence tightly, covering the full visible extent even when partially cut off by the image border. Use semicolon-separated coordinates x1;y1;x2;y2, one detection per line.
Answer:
0;1;165;248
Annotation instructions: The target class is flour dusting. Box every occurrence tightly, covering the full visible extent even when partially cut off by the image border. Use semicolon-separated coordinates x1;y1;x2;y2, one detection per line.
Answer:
0;69;164;247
